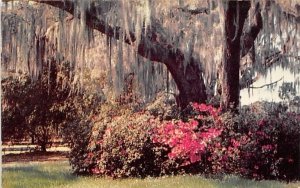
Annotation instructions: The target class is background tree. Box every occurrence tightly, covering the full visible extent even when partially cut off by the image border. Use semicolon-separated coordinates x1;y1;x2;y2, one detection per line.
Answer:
1;63;69;151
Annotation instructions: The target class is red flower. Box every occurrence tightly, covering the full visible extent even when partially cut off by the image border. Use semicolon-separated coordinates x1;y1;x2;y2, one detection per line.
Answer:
91;167;100;174
168;152;176;159
258;119;266;127
151;105;223;166
231;139;240;148
262;144;273;151
87;152;94;158
189;120;199;129
200;128;222;140
256;131;267;137
190;153;201;163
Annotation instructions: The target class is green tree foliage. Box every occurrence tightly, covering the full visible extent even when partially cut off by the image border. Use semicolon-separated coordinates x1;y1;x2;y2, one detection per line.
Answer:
279;82;297;101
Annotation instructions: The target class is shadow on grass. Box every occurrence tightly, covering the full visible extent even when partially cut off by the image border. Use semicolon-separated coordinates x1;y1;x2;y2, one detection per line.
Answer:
2;151;68;163
2;162;77;188
4;166;75;179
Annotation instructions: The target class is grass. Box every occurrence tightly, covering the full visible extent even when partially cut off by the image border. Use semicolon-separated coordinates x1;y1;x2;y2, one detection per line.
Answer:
2;161;300;188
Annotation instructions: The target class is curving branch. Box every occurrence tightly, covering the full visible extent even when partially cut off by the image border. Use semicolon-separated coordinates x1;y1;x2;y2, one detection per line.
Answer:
21;1;186;65
249;77;283;89
2;0;187;66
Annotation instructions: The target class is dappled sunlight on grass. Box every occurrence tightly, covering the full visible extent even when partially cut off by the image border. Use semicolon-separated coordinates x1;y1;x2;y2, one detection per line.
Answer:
2;161;300;188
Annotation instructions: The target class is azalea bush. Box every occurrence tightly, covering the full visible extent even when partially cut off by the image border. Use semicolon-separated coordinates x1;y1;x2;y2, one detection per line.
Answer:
215;105;300;180
238;108;300;180
152;103;243;175
76;105;166;178
277;112;300;180
153;103;222;167
69;101;299;180
237;114;280;179
62;91;103;174
151;103;300;180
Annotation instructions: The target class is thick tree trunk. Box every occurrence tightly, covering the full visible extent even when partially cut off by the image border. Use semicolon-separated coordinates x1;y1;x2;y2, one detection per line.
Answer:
240;2;263;58
166;58;207;108
221;1;251;110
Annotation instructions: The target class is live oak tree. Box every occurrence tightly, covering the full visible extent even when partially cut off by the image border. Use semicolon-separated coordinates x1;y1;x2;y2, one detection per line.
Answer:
2;0;300;109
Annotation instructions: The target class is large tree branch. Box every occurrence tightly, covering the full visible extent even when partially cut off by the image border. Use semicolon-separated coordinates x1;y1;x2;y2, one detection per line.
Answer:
19;0;192;68
240;2;263;58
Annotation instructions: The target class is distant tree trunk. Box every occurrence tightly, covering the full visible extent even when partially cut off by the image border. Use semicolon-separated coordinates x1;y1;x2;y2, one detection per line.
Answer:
221;1;251;110
31;135;35;144
37;137;47;152
40;143;47;152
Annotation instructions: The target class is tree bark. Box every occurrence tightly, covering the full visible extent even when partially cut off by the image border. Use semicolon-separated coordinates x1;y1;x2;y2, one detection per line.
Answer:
165;56;207;108
221;1;251;110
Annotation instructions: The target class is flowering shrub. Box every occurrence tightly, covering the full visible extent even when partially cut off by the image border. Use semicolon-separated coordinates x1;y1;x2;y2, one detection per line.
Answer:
237;116;280;179
237;105;300;180
72;103;169;178
69;101;299;180
151;102;300;179
62;92;102;174
152;103;222;167
71;103;226;177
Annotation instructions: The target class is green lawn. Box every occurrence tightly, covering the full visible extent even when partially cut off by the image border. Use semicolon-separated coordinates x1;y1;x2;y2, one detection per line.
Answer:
2;161;299;188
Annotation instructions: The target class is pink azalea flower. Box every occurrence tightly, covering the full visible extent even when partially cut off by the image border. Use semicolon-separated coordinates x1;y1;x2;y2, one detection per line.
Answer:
189;120;199;129
91;167;100;174
190;153;201;163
